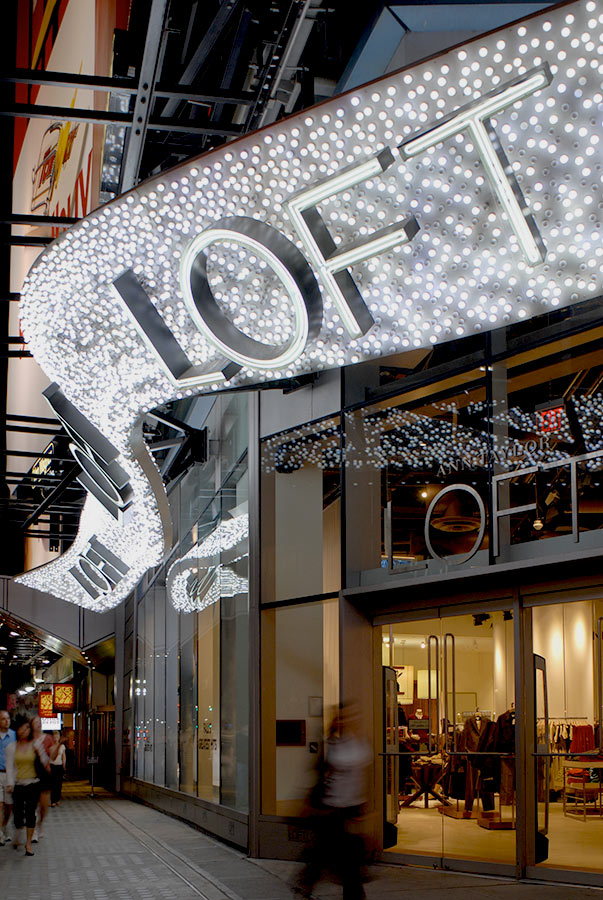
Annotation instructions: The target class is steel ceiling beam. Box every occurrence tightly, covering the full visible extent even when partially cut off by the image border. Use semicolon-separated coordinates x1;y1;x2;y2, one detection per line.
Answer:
160;0;243;119
0;104;133;125
1;214;79;226
5;424;60;435
5;471;73;478
118;0;170;192
20;465;80;530
1;105;240;136
6;413;59;424
2;236;51;247
5;500;81;507
0;68;139;92
210;8;252;130
148;119;242;135
154;84;254;105
0;69;255;105
0;449;73;461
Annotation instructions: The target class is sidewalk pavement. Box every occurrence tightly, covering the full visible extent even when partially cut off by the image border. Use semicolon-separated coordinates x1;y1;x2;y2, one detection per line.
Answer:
1;785;602;899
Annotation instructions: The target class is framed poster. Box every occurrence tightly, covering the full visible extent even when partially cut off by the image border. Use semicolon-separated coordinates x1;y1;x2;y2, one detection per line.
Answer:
53;683;75;712
38;690;53;717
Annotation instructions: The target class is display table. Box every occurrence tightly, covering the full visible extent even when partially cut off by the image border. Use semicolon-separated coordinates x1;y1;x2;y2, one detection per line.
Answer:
563;759;603;820
401;759;451;808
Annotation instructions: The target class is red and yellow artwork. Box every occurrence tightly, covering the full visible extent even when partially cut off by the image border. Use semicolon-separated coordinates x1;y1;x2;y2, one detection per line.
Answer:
53;683;75;712
38;690;54;717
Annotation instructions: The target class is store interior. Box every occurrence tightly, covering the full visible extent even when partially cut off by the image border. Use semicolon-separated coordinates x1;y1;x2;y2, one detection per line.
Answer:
383;599;603;873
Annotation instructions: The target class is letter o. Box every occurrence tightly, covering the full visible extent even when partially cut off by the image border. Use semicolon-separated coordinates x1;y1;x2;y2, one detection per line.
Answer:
70;444;124;507
77;557;112;594
424;484;486;566
180;216;323;370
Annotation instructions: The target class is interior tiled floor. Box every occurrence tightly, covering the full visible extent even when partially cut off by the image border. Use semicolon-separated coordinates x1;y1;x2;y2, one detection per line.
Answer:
388;800;603;873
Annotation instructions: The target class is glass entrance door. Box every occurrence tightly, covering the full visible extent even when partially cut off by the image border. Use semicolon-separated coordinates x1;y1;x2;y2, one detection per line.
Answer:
529;597;603;879
382;607;516;870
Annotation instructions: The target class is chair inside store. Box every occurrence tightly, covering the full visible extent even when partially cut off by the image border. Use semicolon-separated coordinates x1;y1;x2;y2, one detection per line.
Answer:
562;760;603;821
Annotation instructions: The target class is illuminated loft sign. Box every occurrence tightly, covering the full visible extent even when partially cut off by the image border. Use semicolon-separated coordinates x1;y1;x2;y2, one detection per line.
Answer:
17;0;603;609
420;446;603;567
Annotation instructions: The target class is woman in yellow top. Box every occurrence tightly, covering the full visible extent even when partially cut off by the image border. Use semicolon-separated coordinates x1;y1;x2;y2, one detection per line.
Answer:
5;719;49;856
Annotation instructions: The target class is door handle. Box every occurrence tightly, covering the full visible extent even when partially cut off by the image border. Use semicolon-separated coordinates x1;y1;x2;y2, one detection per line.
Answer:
427;634;440;754
443;633;455;752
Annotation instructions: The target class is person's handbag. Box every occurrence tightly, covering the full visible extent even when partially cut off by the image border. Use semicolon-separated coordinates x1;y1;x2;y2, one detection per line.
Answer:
34;746;50;779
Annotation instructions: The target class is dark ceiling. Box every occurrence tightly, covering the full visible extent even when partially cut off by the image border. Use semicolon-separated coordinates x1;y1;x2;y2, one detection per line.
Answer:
0;1;558;577
0;0;378;576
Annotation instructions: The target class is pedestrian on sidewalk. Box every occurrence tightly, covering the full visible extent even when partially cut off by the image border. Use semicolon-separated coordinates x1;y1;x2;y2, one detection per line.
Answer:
50;731;66;806
31;715;54;841
0;709;16;845
63;728;75;779
5;718;50;856
296;702;372;900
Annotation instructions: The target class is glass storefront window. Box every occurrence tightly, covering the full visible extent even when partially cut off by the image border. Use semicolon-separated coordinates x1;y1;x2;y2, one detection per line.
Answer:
179;609;197;795
261;417;341;604
344;333;603;588
531;596;603;876
499;343;603;555
345;370;488;586
132;394;249;812
261;597;339;816
197;601;219;803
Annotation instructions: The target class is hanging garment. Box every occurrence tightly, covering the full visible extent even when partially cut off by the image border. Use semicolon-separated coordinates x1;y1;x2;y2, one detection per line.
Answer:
443;725;466;801
569;724;595;754
494;709;515;805
475;719;499;809
459;716;495;812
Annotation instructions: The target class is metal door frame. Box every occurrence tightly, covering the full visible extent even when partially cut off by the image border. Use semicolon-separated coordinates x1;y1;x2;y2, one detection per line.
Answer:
379;597;518;878
521;594;603;888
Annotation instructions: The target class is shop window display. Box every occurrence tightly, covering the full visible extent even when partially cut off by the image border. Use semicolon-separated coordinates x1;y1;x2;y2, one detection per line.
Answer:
382;610;516;866
345;369;488;584
345;337;603;586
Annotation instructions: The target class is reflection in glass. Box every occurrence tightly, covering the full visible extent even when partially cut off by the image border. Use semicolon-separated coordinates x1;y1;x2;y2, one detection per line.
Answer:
132;393;249;812
261;417;341;604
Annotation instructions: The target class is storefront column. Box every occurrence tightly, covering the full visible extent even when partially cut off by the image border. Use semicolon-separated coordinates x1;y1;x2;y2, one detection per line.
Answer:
515;592;534;876
114;598;125;792
490;332;511;561
248;391;262;856
339;594;381;851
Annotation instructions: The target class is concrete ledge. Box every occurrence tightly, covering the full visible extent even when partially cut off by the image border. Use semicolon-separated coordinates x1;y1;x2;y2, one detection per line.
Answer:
257;817;313;860
121;777;248;850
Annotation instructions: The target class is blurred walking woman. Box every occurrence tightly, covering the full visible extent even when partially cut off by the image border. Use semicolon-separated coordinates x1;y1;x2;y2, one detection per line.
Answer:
5;719;49;856
50;732;66;806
